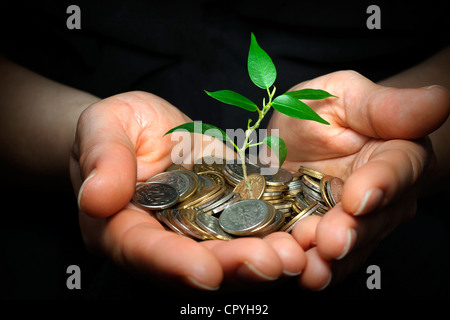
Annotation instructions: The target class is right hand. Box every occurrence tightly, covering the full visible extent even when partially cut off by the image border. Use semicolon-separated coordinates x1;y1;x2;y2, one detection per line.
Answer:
69;91;307;290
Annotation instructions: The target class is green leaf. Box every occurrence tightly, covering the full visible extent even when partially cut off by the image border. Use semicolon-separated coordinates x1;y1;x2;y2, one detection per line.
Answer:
204;90;257;112
285;89;338;100
262;135;287;167
272;94;330;125
164;122;230;142
248;33;277;89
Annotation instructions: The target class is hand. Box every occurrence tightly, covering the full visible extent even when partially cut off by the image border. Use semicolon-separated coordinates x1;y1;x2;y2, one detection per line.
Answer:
268;70;450;290
69;91;306;291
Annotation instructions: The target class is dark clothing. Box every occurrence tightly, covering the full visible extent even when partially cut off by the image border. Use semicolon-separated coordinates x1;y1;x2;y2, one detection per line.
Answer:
2;1;448;129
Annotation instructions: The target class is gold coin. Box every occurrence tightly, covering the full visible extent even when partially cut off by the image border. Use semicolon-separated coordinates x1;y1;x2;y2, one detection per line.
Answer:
302;174;321;193
194;185;226;208
264;185;289;193
264;198;285;204
298;166;325;180
281;201;319;232
320;175;333;208
198;171;225;186
178;209;216;240
176;184;223;209
261;194;283;201
233;173;266;200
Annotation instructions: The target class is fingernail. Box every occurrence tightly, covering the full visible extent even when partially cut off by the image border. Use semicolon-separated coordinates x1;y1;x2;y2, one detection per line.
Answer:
354;188;384;216
425;84;450;93
336;228;357;260
184;276;220;291
237;261;278;281
314;272;332;291
283;270;302;277
77;169;96;211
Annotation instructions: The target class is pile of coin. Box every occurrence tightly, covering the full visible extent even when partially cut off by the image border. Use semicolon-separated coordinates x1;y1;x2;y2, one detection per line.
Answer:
132;158;344;241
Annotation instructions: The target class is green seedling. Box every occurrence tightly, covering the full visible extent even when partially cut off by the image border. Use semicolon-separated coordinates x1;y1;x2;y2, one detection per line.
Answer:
165;33;336;191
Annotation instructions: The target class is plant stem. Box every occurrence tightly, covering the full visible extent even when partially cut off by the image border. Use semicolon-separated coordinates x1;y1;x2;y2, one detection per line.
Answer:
239;86;276;192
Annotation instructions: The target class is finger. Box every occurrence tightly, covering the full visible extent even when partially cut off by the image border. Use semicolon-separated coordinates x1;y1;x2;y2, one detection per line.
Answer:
263;232;306;276
315;202;414;261
73;100;137;218
342;139;428;216
297;247;331;291
200;237;283;283
102;207;223;291
290;215;321;250
343;71;450;140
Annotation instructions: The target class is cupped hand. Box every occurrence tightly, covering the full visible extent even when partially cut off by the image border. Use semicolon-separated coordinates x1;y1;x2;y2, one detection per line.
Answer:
268;70;450;290
69;91;306;291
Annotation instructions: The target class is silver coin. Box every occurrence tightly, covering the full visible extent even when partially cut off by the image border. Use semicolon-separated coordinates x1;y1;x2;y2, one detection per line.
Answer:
195;211;234;240
252;209;285;236
200;190;234;213
282;202;320;233
224;162;260;179
210;193;241;214
301;175;321;193
295;193;309;209
302;181;324;201
263;167;293;184
146;171;190;201
158;209;185;236
132;182;179;209
219;199;270;235
170;209;205;239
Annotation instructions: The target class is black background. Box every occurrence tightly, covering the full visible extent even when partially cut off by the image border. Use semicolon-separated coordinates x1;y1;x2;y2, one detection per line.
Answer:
0;0;449;302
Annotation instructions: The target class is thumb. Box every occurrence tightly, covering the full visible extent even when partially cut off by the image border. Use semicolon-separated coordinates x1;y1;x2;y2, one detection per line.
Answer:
72;100;137;219
343;72;449;139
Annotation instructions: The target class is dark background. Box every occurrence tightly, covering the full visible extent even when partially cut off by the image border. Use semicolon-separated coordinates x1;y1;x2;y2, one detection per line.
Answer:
0;0;449;302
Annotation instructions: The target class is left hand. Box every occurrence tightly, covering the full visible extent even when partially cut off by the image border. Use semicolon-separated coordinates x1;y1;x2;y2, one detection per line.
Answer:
267;70;449;290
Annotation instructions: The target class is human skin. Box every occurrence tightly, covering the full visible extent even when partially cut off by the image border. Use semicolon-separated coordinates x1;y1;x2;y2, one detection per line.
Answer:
268;47;450;290
0;46;448;291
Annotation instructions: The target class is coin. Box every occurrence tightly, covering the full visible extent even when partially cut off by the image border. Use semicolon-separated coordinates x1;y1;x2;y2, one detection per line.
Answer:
193;156;225;173
166;209;203;239
219;199;273;236
281;201;320;233
209;193;241;215
198;171;225;186
177;169;200;199
327;176;344;206
301;175;321;193
176;184;224;209
146;171;192;202
179;208;216;240
158;209;186;235
233;173;266;200
200;189;234;213
195;211;234;241
132;182;179;210
299;166;325;180
263;167;293;186
195;185;227;210
252;209;285;237
134;163;343;240
224;162;260;180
